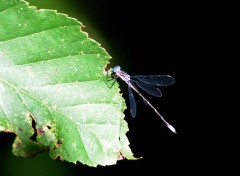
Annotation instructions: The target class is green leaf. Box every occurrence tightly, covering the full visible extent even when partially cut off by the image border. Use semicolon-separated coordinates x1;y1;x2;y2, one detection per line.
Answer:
0;0;136;166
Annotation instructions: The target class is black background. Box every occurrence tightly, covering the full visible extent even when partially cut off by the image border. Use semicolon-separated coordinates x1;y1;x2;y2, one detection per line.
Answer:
0;1;238;175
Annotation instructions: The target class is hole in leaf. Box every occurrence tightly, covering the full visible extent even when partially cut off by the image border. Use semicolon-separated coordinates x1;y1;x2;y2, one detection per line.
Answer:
29;113;37;142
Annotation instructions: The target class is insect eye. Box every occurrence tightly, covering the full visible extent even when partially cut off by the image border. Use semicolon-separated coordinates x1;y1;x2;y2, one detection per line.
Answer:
112;65;121;72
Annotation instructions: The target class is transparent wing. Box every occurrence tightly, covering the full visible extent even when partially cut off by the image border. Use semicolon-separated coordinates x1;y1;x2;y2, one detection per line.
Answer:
131;75;175;86
128;86;136;118
131;80;162;97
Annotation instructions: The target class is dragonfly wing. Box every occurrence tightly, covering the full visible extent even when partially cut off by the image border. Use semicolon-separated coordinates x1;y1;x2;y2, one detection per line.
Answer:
128;86;136;118
131;75;175;86
132;80;162;97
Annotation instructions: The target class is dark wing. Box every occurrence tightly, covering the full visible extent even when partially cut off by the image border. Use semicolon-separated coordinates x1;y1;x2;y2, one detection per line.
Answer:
131;80;162;97
128;86;136;118
131;75;175;86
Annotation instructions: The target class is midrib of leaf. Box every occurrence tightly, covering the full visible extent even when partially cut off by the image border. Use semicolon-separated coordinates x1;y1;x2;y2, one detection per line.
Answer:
0;77;113;119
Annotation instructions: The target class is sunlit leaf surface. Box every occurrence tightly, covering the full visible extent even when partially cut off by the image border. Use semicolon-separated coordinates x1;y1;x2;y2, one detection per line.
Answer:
0;0;135;167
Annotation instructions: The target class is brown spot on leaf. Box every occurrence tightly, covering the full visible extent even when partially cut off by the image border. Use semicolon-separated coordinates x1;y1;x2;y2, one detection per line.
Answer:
16;142;21;148
57;140;62;145
37;128;45;135
18;128;23;132
52;140;62;150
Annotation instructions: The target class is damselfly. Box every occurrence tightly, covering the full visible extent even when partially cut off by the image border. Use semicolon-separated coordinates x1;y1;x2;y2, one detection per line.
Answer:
106;65;176;134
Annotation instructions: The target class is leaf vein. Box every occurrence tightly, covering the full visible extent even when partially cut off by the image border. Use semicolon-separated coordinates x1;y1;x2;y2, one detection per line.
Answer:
10;53;97;68
0;24;80;43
